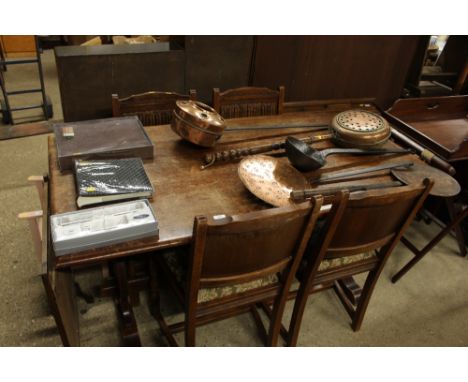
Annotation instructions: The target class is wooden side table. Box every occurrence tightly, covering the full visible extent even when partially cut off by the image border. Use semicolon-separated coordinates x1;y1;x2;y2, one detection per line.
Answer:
385;96;468;281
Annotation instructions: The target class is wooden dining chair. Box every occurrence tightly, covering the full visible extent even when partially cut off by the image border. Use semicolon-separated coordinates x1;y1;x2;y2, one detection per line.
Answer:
212;86;285;119
286;179;433;346
112;90;197;126
150;197;323;346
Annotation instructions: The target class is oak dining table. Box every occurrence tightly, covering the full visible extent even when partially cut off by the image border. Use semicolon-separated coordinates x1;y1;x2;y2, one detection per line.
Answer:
43;99;456;346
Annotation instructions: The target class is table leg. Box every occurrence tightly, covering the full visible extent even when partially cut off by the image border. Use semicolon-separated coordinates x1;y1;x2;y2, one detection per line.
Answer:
445;198;467;257
392;206;468;283
43;267;80;346
112;260;141;346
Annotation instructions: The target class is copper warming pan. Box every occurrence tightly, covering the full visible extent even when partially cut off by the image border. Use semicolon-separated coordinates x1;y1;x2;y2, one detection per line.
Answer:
329;109;391;148
171;100;226;147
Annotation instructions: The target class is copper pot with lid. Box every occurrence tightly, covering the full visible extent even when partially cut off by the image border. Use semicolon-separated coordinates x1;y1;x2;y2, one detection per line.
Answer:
171;100;226;147
330;109;391;148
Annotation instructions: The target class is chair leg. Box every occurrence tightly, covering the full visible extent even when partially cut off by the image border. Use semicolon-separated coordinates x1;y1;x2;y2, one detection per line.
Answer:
250;304;268;344
392;206;468;283
287;279;313;347
445;198;467;257
259;302;290;344
267;284;294;347
148;258;178;347
351;269;381;332
185;318;196;347
333;280;357;320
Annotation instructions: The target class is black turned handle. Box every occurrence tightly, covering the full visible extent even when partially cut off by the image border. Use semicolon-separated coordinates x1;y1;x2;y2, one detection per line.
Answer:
201;133;332;169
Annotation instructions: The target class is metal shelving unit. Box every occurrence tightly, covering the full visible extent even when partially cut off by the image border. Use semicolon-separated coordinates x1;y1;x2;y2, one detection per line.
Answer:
0;36;53;125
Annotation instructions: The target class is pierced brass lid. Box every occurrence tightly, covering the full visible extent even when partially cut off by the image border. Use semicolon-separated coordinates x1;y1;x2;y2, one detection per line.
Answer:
330;110;391;148
336;110;386;132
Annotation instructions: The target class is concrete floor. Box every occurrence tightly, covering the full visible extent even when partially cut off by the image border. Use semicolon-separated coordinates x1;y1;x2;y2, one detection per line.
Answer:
0;47;467;346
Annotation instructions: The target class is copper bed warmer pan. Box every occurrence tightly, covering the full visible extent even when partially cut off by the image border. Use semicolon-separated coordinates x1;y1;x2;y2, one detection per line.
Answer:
171;101;226;148
171;101;393;149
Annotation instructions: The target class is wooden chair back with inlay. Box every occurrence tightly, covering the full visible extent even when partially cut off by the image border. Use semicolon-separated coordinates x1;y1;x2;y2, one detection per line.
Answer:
112;90;197;126
212;86;285;119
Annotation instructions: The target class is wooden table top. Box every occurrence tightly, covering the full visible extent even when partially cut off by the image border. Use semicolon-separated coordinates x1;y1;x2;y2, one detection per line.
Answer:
48;108;438;269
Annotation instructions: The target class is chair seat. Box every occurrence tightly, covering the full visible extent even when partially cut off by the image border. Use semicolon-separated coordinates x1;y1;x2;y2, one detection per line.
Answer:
162;251;278;304
162;250;375;303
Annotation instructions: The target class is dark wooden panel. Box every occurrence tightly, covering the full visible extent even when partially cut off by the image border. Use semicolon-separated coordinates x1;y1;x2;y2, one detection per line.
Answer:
404;36;431;88
251;36;421;109
55;43;185;122
185;36;254;103
438;35;468;74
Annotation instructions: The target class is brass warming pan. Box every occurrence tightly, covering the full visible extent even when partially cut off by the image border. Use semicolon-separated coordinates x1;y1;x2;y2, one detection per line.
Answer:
330;109;391;148
171;100;227;147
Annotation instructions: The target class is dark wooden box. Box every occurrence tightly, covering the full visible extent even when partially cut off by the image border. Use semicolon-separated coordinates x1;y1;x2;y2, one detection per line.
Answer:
55;42;185;122
54;116;154;171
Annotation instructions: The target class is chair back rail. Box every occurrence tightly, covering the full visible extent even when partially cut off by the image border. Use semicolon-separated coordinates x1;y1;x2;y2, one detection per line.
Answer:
212;86;284;119
325;185;432;257
112;90;197;126
198;207;312;286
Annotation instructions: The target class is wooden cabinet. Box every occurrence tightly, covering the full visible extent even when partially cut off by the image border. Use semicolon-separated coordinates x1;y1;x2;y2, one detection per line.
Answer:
251;36;422;109
0;35;36;57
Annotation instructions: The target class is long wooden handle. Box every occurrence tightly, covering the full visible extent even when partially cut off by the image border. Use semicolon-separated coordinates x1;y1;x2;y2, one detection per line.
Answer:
201;133;332;169
290;181;402;201
383;113;456;175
